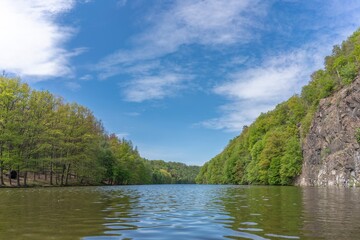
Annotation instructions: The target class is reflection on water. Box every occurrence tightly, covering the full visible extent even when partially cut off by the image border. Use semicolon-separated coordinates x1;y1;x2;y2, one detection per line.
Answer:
0;185;359;239
0;187;108;240
220;186;303;239
302;187;360;239
97;185;237;240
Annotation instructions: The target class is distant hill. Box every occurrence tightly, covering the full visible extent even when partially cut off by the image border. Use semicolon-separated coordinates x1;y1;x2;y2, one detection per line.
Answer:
148;160;200;184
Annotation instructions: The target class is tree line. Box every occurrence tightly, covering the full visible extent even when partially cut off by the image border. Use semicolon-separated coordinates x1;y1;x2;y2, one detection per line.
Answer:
0;77;199;187
196;28;360;185
149;160;201;184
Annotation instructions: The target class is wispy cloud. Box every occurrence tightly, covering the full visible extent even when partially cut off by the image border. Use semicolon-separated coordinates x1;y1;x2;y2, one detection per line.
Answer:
200;101;273;132
96;0;268;101
116;132;129;139
97;60;161;81
124;112;141;117
138;0;267;49
99;0;266;70
0;0;79;80
80;74;93;81
65;81;81;92
117;0;127;8
200;39;348;132
198;0;360;132
215;54;304;102
122;72;192;102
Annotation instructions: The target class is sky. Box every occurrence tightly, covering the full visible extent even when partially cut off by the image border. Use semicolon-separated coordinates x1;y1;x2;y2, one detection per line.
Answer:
1;0;360;166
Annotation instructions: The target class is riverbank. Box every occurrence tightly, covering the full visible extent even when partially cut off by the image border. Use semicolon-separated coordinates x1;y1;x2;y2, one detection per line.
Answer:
0;172;102;188
0;171;198;188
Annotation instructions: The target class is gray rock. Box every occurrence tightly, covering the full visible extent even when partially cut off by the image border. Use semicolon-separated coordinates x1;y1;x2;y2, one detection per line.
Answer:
296;77;360;187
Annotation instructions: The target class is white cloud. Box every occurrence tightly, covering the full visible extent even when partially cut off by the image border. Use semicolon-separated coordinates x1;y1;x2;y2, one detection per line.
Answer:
117;0;127;8
122;73;191;102
325;0;360;19
0;0;76;79
80;74;93;81
97;60;161;80
65;81;81;91
200;101;273;132
116;132;129;139
200;44;333;132
214;49;319;101
221;56;249;68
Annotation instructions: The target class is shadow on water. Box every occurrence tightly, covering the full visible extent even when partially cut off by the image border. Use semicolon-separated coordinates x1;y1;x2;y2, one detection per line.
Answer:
1;185;360;239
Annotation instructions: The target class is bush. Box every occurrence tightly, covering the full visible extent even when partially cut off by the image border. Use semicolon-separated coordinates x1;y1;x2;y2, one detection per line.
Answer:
356;128;360;144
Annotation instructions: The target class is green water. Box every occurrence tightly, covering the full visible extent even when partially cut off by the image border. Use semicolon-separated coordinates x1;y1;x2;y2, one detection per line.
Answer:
0;185;359;239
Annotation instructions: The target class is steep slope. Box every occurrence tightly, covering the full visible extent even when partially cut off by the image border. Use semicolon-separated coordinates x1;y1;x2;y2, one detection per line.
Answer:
197;29;360;186
297;76;360;186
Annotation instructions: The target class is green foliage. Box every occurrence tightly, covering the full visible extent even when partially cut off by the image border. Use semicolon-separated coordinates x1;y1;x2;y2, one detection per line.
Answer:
279;135;302;185
196;28;360;185
300;106;316;138
149;160;200;184
355;128;360;144
0;77;107;186
340;62;357;85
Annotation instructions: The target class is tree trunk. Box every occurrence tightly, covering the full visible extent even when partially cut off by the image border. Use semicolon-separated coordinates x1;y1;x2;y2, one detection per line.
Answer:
9;170;11;186
60;164;66;186
0;148;4;186
33;172;36;181
17;166;20;187
65;163;71;185
50;162;53;185
0;161;4;186
24;171;28;187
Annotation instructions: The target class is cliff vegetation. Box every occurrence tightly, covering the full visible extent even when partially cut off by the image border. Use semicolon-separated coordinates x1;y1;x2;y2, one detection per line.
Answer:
196;29;360;185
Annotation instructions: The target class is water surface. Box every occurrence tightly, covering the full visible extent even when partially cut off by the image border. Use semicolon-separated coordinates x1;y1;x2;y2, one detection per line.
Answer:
0;185;359;239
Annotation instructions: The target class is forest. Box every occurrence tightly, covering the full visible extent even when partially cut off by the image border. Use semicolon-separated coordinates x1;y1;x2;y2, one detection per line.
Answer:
0;77;199;187
196;29;360;185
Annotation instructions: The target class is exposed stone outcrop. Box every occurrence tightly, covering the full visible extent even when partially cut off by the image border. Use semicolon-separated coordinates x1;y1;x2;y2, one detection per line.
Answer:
297;76;360;186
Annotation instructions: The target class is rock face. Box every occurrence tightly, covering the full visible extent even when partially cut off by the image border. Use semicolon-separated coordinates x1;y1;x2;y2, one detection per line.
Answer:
297;77;360;186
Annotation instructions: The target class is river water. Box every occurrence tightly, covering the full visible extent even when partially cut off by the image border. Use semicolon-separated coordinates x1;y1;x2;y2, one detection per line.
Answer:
0;185;359;239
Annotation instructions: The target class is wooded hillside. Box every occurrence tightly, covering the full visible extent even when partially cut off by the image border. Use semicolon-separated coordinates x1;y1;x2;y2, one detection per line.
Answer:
0;77;199;187
196;29;360;185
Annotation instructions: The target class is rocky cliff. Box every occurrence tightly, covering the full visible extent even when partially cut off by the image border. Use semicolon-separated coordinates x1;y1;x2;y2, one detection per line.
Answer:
297;76;360;186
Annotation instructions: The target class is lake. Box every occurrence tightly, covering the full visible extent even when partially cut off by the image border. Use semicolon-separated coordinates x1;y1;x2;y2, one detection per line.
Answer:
0;185;359;239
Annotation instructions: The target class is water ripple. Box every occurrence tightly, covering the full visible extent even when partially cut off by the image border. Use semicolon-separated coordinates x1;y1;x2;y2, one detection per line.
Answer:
0;185;360;239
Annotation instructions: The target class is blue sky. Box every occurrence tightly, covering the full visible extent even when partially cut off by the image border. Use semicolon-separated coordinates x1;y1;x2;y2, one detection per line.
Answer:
1;0;360;166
